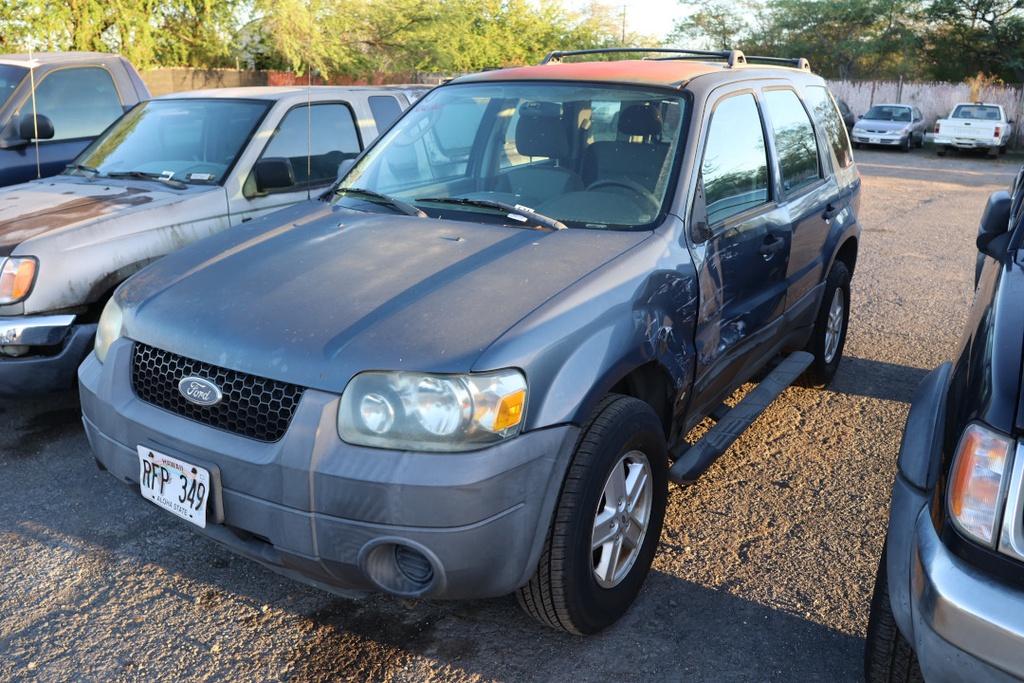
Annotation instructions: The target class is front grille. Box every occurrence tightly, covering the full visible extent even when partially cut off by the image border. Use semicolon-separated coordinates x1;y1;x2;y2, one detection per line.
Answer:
131;343;305;442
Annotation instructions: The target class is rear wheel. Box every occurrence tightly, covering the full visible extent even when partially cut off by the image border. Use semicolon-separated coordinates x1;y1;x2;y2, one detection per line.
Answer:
937;146;946;157
865;546;924;683
516;395;667;634
799;261;850;388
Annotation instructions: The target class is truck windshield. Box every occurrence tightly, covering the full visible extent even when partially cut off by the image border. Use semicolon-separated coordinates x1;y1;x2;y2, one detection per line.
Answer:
337;81;689;231
0;65;28;111
69;98;272;185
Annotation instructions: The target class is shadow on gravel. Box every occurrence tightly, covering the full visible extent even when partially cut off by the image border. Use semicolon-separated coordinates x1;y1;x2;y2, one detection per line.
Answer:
287;569;864;683
831;355;930;405
0;388;82;460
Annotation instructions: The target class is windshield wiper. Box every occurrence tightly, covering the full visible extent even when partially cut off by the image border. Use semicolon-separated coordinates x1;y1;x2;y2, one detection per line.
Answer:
417;197;567;231
106;171;187;190
334;187;426;217
64;163;99;178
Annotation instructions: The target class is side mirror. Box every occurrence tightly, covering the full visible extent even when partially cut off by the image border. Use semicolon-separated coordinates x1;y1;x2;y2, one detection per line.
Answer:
975;190;1013;286
19;113;54;141
252;157;295;195
336;158;355;181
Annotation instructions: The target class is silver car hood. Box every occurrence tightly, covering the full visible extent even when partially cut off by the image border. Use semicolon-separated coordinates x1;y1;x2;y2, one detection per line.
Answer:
122;206;653;392
0;176;213;256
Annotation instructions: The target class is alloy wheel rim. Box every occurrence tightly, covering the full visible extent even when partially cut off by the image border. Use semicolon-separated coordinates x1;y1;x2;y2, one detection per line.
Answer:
591;450;653;588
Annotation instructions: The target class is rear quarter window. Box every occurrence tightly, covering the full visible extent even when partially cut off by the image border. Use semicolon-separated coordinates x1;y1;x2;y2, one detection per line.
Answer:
804;85;853;170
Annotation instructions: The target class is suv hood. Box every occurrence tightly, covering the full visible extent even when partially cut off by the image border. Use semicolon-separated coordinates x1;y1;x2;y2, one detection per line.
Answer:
122;208;653;392
0;177;213;256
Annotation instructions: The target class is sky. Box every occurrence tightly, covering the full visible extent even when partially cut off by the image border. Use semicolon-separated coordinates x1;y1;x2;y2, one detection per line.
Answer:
618;0;687;42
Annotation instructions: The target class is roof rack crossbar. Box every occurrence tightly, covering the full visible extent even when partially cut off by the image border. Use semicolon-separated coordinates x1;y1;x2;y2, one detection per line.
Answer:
540;48;811;72
541;48;748;67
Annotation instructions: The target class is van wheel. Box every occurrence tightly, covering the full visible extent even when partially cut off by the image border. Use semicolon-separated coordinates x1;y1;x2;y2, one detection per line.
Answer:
516;395;667;634
865;546;924;683
799;261;850;388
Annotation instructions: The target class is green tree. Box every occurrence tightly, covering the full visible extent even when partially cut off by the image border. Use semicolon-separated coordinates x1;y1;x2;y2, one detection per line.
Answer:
669;0;760;50
923;0;1024;82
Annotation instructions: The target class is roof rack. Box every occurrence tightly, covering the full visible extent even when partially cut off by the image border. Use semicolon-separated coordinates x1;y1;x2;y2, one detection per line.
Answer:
540;48;811;72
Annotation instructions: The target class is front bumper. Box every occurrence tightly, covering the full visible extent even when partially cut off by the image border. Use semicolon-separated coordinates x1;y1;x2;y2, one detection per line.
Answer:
79;341;579;600
851;130;909;147
887;365;1024;682
0;315;96;396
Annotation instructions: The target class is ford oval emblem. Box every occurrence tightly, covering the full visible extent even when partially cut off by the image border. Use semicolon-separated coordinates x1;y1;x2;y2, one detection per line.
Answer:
178;376;223;407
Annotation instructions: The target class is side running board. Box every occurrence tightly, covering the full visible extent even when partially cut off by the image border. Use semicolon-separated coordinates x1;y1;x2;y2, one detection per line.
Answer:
668;351;814;485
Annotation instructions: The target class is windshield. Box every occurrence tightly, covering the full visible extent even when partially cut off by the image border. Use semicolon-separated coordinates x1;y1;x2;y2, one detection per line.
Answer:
336;81;688;230
0;65;28;110
68;98;272;185
863;105;912;122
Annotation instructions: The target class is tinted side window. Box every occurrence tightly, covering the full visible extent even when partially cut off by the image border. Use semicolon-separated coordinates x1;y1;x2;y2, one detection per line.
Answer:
764;89;821;195
262;103;361;186
804;86;853;170
702;93;770;225
368;95;403;131
22;67;124;141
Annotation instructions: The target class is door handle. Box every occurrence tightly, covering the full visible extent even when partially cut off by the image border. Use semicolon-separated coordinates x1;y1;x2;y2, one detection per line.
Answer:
758;234;785;260
822;203;840;221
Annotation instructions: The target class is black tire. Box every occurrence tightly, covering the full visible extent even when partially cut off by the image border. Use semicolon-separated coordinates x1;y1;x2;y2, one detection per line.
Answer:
799;260;850;388
516;395;668;634
900;137;910;153
937;146;946;157
853;142;861;150
865;546;924;683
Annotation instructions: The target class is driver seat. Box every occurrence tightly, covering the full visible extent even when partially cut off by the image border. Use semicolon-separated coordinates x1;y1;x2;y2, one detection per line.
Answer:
495;102;583;205
582;103;670;191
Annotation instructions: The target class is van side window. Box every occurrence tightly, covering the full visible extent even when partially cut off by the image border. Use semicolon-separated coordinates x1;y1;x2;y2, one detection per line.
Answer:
764;89;821;195
701;93;770;225
21;67;124;141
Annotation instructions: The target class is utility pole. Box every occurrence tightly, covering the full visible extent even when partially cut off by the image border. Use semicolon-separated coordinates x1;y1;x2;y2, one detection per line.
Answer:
621;4;626;43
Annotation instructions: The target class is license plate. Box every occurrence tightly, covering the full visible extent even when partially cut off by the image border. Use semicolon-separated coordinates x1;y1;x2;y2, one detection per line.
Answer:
869;137;881;144
137;446;210;528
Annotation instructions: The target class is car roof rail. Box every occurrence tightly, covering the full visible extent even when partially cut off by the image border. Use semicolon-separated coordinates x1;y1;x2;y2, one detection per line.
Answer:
540;48;811;72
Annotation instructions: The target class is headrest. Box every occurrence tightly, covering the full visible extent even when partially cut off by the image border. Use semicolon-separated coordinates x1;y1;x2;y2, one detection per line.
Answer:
618;103;663;138
516;102;568;158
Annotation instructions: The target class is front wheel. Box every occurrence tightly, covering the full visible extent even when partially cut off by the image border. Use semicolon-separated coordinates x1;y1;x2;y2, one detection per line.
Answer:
516;395;667;634
865;546;924;683
799;261;850;388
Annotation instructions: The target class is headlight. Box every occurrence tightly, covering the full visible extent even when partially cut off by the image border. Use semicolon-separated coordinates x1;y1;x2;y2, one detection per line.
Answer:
94;297;124;364
338;370;527;452
0;256;38;304
948;423;1013;547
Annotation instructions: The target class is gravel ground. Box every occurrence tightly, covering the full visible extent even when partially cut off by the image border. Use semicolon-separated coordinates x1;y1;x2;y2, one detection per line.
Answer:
1;148;1019;683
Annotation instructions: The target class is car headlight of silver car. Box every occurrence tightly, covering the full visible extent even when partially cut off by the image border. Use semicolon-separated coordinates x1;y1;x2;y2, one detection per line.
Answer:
94;297;124;364
338;369;527;452
947;422;1013;548
0;256;38;305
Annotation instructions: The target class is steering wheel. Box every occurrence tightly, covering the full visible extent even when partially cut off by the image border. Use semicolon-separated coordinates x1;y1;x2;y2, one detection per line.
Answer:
586;178;660;216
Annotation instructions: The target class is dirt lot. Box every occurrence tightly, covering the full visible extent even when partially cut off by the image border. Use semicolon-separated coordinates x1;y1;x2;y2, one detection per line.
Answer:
1;148;1020;683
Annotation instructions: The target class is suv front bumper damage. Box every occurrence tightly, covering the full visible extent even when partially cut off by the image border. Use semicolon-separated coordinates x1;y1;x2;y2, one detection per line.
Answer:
888;364;1024;683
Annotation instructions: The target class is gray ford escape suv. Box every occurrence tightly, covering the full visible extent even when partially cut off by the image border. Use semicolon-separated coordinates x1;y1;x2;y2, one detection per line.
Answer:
80;48;860;634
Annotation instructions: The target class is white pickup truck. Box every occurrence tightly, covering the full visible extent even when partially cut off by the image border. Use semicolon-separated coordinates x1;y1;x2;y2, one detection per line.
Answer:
933;102;1014;156
0;85;422;396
